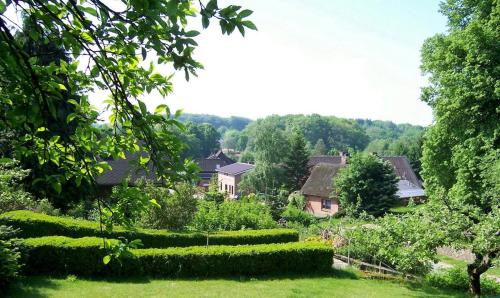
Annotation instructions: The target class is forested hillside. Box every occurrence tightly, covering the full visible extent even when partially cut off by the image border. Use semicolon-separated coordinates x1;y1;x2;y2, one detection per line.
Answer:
178;113;425;176
178;114;252;132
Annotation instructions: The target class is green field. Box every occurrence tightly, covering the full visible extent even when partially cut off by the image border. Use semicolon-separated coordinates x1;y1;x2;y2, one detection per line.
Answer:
7;273;467;298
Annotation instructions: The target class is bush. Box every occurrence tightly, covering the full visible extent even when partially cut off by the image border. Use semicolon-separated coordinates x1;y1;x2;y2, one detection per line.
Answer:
0;225;21;291
0;210;298;248
281;206;316;227
141;182;198;230
192;200;277;232
21;236;333;277
0;160;60;215
426;267;500;296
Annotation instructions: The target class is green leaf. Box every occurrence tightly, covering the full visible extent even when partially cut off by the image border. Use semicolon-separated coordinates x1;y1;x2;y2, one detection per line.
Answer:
202;15;209;29
185;30;200;37
103;255;111;264
51;180;62;194
138;101;147;115
58;84;67;91
238;9;253;18
242;20;257;30
149;199;161;209
81;6;98;17
67;113;77;123
154;104;167;115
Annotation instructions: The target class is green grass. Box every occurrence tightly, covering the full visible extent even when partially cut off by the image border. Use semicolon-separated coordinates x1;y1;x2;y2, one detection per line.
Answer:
437;255;500;276
6;273;468;298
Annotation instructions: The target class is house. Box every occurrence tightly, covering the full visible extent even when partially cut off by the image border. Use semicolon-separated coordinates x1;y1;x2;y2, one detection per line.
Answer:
301;153;425;217
195;150;235;188
96;149;235;192
301;163;343;217
216;162;254;199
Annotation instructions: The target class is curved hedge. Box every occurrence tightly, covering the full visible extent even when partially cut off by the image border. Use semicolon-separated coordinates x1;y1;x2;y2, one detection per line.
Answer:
0;211;298;248
21;236;333;277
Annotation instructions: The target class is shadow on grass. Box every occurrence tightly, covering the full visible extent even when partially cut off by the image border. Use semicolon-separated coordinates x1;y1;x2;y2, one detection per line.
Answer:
5;276;60;298
78;267;359;284
401;281;469;298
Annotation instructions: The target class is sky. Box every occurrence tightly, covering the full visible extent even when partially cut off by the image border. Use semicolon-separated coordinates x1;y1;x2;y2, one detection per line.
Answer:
102;0;449;126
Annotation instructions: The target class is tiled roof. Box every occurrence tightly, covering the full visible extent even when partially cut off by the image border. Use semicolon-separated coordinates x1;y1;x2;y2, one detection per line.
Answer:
216;162;254;176
207;150;235;164
301;163;345;197
96;152;157;186
196;158;227;173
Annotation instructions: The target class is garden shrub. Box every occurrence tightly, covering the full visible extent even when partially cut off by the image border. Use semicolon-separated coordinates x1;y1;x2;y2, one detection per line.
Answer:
21;236;333;277
0;225;21;291
192;200;277;232
426;267;500;296
281;206;316;226
0;210;298;248
0;160;60;215
141;182;198;230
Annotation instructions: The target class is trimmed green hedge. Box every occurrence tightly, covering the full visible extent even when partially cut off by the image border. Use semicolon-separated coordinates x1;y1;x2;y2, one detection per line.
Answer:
21;236;333;277
0;211;298;248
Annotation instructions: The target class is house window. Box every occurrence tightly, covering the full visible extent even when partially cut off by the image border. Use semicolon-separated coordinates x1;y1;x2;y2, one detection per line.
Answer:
220;182;222;190
321;199;332;210
225;184;228;192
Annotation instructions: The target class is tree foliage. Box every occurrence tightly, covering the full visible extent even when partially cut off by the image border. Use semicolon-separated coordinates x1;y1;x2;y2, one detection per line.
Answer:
0;0;256;198
420;0;499;295
283;130;310;190
334;152;398;217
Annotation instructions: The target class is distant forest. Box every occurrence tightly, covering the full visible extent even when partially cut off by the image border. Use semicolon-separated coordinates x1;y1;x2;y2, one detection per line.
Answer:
178;113;424;177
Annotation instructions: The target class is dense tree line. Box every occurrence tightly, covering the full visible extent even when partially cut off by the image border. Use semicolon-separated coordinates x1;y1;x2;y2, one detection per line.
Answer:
178;113;252;132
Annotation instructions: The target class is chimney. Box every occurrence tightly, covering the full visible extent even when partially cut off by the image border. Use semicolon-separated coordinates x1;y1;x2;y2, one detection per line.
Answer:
339;151;349;165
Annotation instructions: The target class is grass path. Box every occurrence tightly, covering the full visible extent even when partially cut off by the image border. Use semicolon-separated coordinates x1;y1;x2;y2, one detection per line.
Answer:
7;273;467;298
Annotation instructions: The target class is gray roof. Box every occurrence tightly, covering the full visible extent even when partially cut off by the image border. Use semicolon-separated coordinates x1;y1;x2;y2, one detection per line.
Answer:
301;163;344;197
308;155;341;167
207;150;235;164
216;162;254;176
396;180;425;198
196;158;230;173
96;152;157;186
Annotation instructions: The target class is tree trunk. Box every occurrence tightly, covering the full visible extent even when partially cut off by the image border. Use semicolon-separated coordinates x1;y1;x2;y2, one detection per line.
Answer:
467;253;493;297
467;265;481;297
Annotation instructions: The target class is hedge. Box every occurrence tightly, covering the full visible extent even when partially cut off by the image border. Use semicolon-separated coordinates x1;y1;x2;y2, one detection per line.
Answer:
21;236;333;277
0;210;298;248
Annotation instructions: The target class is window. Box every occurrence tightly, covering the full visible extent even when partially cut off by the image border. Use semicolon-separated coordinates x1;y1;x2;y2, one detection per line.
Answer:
220;182;222;190
321;199;332;210
225;184;227;192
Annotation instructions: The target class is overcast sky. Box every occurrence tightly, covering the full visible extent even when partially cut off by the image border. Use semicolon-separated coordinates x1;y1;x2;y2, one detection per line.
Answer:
97;0;448;126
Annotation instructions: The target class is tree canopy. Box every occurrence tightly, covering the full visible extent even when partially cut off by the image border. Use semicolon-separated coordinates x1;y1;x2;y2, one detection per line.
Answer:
0;0;256;195
334;152;398;217
420;0;499;295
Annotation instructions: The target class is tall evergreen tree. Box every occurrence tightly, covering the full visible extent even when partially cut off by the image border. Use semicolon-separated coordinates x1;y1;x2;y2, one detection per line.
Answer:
284;130;310;190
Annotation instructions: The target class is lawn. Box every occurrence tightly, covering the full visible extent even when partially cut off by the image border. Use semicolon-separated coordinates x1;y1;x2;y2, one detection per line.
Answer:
6;273;467;298
437;255;500;276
